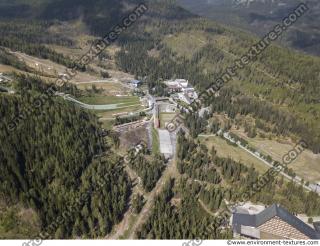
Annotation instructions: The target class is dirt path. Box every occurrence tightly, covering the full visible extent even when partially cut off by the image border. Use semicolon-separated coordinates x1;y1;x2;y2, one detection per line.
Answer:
106;162;177;239
105;165;145;239
198;199;217;217
128;159;178;239
106;197;134;239
108;120;180;239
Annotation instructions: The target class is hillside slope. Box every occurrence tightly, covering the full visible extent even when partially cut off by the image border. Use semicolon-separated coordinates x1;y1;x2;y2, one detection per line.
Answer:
178;0;320;56
0;75;131;239
0;0;320;239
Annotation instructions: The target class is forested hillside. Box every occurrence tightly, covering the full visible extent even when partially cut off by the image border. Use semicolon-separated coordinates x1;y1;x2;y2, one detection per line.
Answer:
178;0;320;56
113;2;320;153
0;0;320;239
136;132;320;239
0;75;131;238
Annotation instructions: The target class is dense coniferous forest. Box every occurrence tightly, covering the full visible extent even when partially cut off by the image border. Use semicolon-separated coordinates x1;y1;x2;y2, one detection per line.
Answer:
177;134;221;184
0;75;131;238
127;150;165;192
137;178;232;239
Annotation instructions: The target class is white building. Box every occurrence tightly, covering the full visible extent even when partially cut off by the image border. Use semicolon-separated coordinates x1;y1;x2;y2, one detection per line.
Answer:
165;79;198;104
164;79;189;92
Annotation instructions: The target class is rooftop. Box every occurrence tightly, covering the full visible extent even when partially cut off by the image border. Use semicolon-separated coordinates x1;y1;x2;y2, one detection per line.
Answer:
164;79;189;88
130;79;141;84
233;204;320;239
314;221;320;233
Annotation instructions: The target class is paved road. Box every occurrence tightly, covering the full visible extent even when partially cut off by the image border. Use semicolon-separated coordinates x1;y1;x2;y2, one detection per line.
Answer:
199;133;320;194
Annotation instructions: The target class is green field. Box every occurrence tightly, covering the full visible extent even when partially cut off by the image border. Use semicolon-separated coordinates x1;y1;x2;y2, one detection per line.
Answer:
76;82;128;94
199;135;269;174
231;129;320;183
78;95;144;128
97;105;144;118
79;95;140;106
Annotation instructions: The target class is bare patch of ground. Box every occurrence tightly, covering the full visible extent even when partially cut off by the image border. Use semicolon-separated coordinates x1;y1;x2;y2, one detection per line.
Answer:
11;51;100;82
119;126;149;151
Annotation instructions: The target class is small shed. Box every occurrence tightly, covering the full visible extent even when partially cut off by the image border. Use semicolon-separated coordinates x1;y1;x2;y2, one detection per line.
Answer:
130;79;142;87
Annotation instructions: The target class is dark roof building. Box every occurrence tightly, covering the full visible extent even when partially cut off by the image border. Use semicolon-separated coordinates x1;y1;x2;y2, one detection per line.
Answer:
232;204;320;239
130;79;142;87
314;221;320;233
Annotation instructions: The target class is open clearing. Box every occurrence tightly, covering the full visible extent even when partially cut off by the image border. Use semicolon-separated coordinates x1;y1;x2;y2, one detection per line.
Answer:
79;95;140;106
231;129;320;183
119;126;148;151
11;51;100;82
76;81;130;96
199;135;269;174
0;65;20;73
163;31;208;58
0;64;60;83
97;105;144;119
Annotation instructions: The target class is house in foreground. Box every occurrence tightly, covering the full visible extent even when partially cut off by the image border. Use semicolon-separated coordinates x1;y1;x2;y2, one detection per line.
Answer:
232;204;320;239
